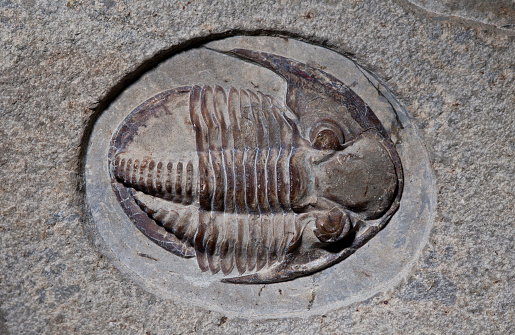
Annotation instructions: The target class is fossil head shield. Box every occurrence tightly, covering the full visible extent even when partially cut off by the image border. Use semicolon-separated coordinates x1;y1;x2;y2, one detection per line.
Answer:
108;49;404;284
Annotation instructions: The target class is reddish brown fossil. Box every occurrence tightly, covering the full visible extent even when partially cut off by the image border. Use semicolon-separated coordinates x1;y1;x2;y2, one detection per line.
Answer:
108;49;403;283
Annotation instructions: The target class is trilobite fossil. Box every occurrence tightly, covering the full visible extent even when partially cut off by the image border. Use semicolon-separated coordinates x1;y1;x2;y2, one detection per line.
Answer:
108;49;403;284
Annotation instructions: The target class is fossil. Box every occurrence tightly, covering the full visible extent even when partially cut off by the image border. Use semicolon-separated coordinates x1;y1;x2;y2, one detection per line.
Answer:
108;49;403;284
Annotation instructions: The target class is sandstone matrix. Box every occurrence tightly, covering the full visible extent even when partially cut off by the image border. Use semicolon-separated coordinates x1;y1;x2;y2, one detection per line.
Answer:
0;0;513;334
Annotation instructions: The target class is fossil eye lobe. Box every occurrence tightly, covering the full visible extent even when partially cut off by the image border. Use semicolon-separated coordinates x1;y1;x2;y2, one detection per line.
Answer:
313;208;351;243
309;120;345;151
313;129;341;150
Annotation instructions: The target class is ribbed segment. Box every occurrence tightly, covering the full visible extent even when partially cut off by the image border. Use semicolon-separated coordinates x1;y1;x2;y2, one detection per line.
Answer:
114;85;304;276
190;85;293;215
133;191;197;246
112;154;195;205
190;85;302;275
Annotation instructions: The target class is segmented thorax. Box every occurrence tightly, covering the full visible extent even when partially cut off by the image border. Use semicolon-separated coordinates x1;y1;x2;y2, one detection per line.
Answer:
111;85;308;277
191;85;304;214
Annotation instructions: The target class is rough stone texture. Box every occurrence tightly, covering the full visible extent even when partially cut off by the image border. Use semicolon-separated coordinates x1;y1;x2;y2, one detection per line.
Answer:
400;0;515;32
0;0;513;334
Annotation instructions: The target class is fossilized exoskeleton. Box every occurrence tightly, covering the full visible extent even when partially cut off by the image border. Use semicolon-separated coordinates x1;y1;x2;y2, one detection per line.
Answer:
108;49;403;283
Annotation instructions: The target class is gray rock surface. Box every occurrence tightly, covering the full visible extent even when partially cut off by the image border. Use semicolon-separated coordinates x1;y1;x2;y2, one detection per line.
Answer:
0;0;513;334
399;0;515;33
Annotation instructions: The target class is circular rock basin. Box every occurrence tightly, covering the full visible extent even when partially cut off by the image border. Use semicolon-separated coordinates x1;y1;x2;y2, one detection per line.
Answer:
85;36;435;318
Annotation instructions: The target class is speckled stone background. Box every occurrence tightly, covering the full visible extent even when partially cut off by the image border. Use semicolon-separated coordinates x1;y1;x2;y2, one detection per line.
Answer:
0;0;513;334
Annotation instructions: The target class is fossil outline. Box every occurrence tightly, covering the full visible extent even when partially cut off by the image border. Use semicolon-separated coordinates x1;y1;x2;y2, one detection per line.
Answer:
108;49;403;284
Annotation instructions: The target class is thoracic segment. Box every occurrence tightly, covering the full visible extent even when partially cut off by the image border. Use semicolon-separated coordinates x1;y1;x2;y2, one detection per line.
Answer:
125;188;304;275
113;155;195;205
190;85;299;214
111;85;306;276
194;210;303;275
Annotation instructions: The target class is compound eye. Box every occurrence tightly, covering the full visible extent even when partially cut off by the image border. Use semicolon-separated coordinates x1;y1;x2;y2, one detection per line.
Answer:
310;120;344;151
